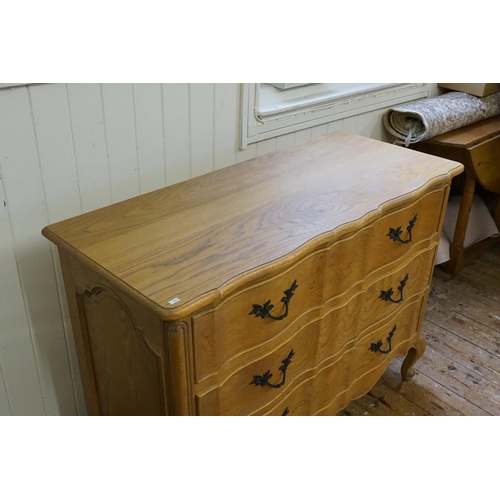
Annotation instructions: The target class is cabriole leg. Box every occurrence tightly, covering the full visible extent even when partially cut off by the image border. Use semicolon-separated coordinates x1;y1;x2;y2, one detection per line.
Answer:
401;336;426;381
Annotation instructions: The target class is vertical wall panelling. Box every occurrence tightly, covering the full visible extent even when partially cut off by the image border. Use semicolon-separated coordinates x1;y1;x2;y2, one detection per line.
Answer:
0;176;42;415
29;83;86;415
66;83;112;213
311;124;329;138
339;115;359;134
29;84;82;223
355;110;384;141
327;119;344;134
235;141;257;164
0;362;12;416
276;133;296;151
189;83;215;177
162;83;191;186
0;86;76;415
214;83;238;170
293;128;313;146
101;83;140;203
256;137;278;157
133;83;166;194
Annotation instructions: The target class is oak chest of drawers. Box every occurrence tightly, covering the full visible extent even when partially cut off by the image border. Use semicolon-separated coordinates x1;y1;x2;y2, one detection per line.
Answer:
42;131;463;416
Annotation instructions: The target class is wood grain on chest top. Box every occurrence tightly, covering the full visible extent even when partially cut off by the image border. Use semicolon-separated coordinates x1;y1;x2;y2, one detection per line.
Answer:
42;131;462;318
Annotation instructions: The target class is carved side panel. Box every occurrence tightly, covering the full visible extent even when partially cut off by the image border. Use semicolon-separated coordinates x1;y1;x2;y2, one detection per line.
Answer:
79;286;166;415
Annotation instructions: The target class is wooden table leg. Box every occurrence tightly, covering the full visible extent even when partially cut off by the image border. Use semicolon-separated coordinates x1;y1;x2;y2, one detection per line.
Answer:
444;173;476;276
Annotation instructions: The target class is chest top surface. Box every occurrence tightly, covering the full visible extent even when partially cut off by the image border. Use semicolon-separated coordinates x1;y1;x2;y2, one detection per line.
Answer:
42;131;462;318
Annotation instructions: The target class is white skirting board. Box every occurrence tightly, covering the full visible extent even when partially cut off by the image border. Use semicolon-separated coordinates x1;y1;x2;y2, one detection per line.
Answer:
436;194;500;265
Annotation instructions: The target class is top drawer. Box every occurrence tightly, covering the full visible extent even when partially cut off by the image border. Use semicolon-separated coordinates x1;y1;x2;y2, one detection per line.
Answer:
321;186;446;302
361;186;446;275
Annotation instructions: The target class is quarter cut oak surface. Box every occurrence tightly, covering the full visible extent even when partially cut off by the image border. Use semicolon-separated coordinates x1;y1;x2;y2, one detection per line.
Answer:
43;131;462;320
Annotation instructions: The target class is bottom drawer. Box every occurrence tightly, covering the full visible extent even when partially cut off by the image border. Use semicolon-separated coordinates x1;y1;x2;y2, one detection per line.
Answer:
350;295;425;382
255;378;314;416
252;352;351;416
341;294;426;408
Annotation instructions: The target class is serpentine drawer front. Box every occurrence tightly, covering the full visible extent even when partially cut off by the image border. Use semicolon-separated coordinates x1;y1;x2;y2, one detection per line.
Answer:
42;131;463;416
250;295;426;417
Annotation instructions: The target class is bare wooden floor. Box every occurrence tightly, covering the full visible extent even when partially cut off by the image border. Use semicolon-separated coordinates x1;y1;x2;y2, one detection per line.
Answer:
339;241;500;416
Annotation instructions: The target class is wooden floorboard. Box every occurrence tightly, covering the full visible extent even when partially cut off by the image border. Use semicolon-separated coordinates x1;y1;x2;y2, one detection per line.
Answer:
339;241;500;416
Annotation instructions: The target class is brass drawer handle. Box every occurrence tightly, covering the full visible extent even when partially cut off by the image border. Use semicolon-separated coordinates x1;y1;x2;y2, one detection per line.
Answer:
249;280;298;321
249;349;295;389
282;407;290;416
387;214;417;244
379;274;409;304
369;325;396;354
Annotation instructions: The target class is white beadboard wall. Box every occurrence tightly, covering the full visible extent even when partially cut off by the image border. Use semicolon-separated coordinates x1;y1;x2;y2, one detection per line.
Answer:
0;83;440;415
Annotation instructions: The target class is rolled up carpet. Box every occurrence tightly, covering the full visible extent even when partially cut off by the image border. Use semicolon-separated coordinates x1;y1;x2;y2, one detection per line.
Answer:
383;91;500;146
